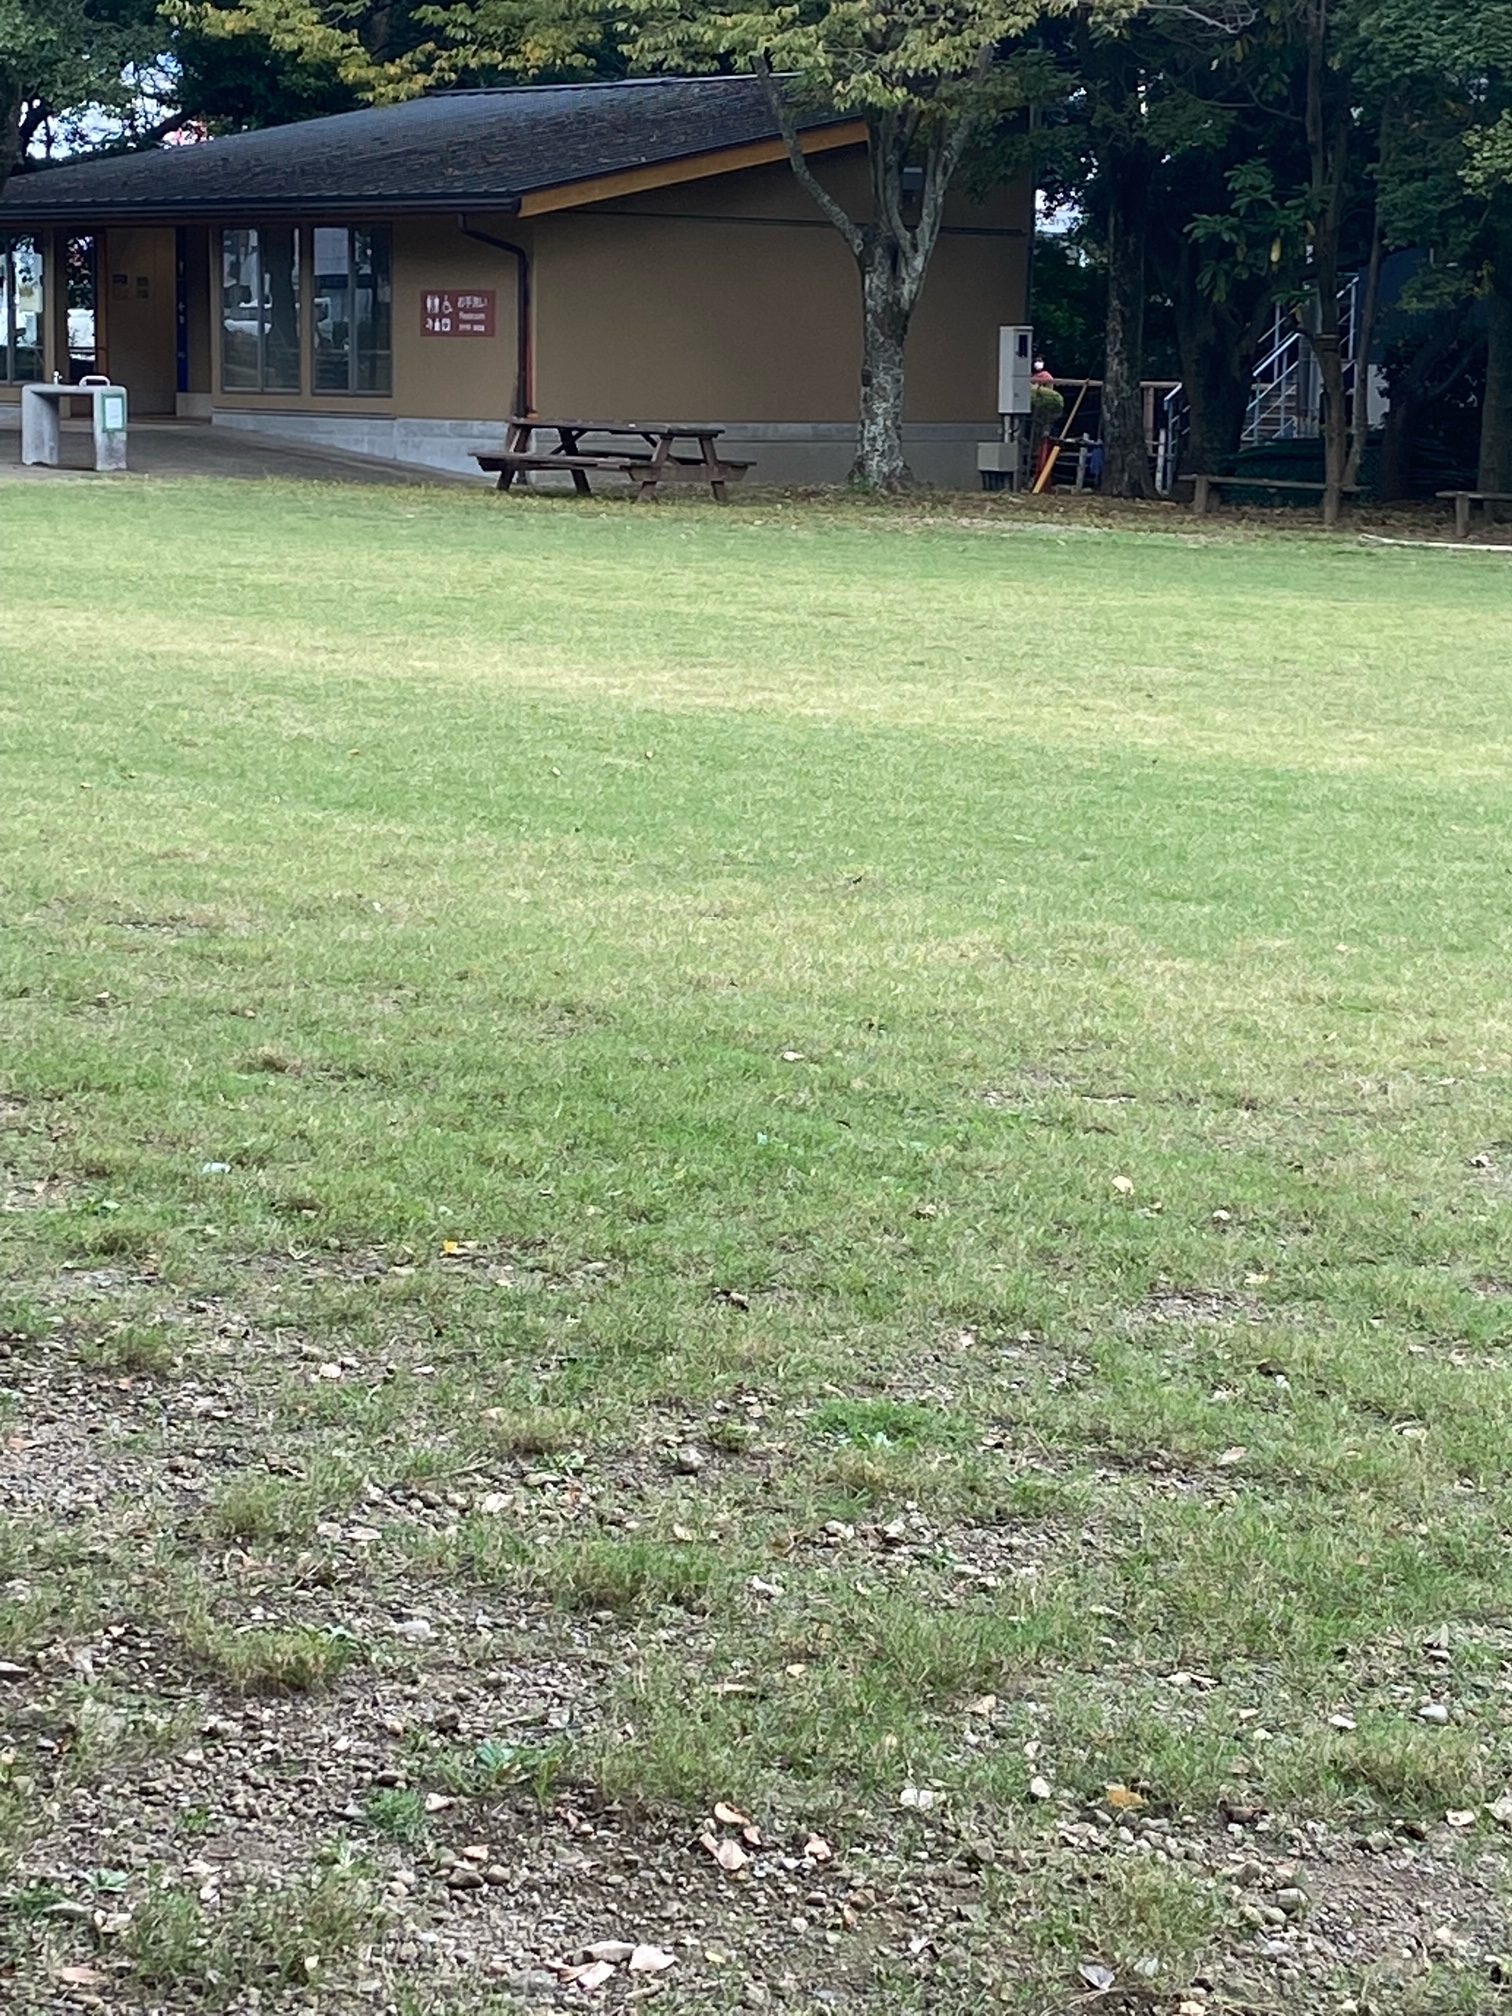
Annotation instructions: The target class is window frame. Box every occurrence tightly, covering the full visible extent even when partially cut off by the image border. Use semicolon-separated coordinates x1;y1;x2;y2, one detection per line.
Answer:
1;234;47;386
310;224;393;399
220;225;303;397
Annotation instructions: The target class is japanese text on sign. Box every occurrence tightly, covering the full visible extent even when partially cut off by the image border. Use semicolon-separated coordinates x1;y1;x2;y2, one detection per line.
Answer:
421;289;497;338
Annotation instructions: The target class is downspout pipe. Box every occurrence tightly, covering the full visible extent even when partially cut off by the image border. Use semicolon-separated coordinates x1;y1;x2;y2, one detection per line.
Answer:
458;215;532;417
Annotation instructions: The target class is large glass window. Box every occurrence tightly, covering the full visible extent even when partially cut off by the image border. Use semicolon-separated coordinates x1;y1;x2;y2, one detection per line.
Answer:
221;227;301;393
1;237;46;383
312;226;392;395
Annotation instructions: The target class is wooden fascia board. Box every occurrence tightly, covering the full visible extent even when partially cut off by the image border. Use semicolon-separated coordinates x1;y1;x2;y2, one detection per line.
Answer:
516;121;867;217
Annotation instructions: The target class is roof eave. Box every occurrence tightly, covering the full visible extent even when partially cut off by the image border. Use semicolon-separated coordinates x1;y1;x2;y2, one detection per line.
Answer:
0;191;528;227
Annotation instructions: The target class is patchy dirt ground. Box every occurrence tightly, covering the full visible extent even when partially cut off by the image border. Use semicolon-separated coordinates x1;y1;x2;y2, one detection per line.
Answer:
4;1253;1510;2016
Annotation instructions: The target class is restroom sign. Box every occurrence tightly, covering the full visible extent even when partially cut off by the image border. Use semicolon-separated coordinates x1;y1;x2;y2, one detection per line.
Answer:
421;289;496;338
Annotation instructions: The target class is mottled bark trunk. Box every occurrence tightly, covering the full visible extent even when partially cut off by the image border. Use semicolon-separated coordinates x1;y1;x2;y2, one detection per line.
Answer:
1314;325;1349;528
1103;155;1155;498
1170;241;1271;479
1303;0;1350;529
1378;390;1415;501
853;237;913;490
1177;315;1255;476
1479;270;1512;495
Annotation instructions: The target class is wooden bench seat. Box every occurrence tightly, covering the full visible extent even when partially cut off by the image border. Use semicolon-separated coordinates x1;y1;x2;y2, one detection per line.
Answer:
1190;473;1362;517
1436;489;1512;539
475;449;752;495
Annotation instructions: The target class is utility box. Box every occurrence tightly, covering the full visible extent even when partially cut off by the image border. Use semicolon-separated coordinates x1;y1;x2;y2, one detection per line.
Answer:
997;326;1034;417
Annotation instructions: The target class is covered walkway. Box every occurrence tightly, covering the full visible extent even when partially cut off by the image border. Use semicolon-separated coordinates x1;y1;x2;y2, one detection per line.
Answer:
0;416;483;487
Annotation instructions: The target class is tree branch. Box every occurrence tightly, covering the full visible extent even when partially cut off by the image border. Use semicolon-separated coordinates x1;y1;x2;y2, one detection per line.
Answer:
753;55;863;256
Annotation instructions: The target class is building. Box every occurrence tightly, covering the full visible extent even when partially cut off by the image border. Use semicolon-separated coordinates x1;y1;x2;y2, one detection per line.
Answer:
0;78;1030;486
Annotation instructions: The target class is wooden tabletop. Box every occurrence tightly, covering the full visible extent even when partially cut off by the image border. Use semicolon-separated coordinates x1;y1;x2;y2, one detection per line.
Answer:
509;417;724;438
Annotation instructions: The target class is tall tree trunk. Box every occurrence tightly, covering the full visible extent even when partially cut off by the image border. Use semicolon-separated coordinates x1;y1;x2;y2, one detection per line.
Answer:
853;233;913;488
1175;301;1259;475
1378;315;1473;500
1301;0;1351;528
1313;321;1349;528
1479;264;1512;493
755;63;982;497
1343;213;1382;490
1103;149;1155;498
1169;236;1275;479
0;80;21;202
1378;388;1416;501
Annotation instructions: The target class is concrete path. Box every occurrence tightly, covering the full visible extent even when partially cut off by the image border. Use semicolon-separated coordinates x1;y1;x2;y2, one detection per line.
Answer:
0;415;484;487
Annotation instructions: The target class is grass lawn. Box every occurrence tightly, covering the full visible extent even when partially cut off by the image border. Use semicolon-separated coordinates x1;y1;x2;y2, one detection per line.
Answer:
2;479;1511;2015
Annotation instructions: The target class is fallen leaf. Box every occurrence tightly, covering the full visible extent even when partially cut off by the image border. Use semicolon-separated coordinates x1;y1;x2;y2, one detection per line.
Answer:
712;1802;750;1828
803;1835;833;1862
1215;1445;1248;1467
966;1694;998;1717
584;1941;636;1964
1078;1961;1117;1992
1327;1714;1356;1732
741;1824;762;1846
573;1960;615;1993
899;1785;936;1810
700;1833;749;1873
57;1966;104;1987
1105;1784;1145;1812
628;1946;676;1974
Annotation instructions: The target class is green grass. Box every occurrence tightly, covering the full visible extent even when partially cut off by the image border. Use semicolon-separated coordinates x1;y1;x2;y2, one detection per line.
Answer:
3;477;1511;2010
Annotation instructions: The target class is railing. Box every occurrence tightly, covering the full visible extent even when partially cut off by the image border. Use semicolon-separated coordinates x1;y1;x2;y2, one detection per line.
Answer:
1156;277;1362;491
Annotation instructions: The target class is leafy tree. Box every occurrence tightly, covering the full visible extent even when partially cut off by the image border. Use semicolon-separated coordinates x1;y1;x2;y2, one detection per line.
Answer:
618;0;1117;487
1359;0;1512;492
1048;1;1253;496
1;0;161;193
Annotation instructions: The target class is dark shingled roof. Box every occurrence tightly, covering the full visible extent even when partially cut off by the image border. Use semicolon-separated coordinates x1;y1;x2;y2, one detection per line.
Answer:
0;77;847;224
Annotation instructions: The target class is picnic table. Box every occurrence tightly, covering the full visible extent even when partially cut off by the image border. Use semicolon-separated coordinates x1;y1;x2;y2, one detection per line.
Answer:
475;418;751;502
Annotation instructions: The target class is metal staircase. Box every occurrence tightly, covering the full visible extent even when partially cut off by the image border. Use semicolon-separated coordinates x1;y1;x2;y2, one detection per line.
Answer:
1157;277;1361;489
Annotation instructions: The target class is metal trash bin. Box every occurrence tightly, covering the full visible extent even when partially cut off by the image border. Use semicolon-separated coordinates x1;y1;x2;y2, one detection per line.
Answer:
20;375;129;473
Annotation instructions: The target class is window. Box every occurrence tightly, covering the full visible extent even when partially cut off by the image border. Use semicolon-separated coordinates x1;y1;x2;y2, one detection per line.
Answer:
1;236;46;383
312;226;392;395
65;235;98;381
221;227;301;393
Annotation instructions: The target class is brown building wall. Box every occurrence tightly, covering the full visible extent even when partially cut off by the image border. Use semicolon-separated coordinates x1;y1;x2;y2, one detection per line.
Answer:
208;214;520;420
530;150;1028;425
2;149;1028;483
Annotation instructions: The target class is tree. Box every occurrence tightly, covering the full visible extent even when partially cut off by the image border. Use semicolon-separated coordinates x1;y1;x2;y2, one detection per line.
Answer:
1364;0;1512;494
1054;2;1253;497
1;0;161;195
626;0;1119;487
